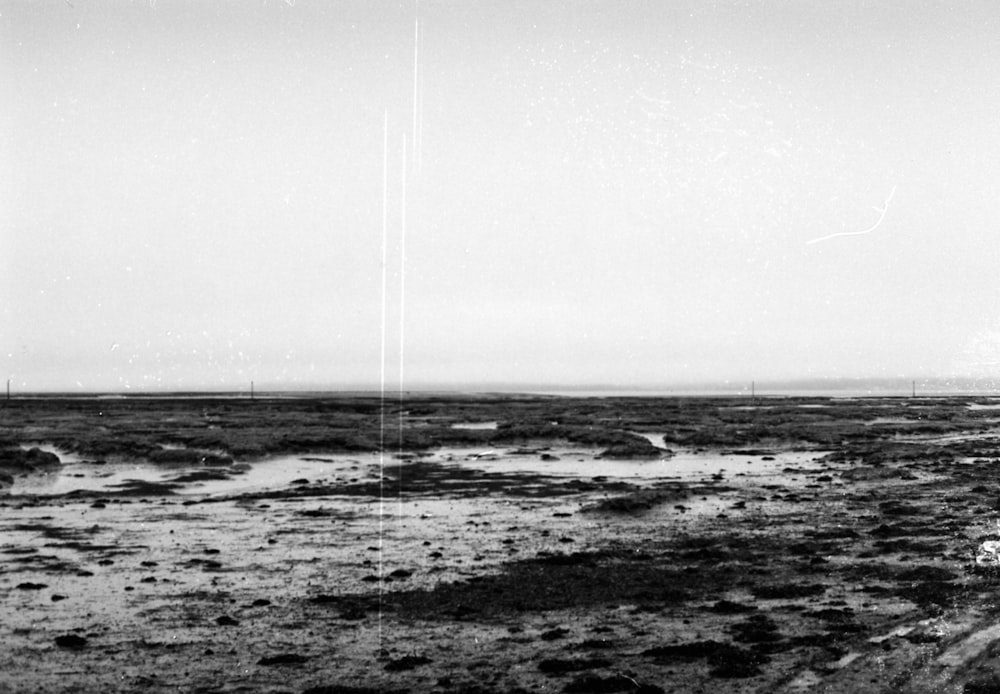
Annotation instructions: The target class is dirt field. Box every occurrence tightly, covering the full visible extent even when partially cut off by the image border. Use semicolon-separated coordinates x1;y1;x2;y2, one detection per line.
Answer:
5;394;1000;693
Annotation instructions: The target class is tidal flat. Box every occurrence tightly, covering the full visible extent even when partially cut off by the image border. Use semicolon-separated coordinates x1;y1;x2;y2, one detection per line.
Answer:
5;394;1000;693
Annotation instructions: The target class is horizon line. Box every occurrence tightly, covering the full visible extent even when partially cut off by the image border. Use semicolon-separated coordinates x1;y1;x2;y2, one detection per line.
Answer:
5;375;1000;397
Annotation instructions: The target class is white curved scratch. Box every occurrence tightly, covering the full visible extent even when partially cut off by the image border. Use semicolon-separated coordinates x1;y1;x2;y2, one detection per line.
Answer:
807;186;897;245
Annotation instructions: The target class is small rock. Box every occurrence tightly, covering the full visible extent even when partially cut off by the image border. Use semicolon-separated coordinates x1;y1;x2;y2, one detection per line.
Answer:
215;615;239;626
51;594;67;602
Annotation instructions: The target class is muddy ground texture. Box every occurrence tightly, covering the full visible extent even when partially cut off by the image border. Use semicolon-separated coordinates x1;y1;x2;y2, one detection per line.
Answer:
6;395;1000;692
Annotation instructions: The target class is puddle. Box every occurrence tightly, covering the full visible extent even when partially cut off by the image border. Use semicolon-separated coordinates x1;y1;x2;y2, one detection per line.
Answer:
8;454;377;497
435;447;825;485
450;422;499;430
8;444;827;499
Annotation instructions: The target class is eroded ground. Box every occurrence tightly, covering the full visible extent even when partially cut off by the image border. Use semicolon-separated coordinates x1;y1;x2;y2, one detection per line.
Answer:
4;395;1000;693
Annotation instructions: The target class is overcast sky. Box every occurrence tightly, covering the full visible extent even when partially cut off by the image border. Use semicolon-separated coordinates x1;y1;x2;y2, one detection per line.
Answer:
3;1;1000;392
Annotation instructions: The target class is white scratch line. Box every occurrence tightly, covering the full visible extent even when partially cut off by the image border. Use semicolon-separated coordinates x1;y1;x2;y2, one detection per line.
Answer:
398;132;407;520
807;186;897;245
377;110;388;652
634;89;672;107
412;12;420;172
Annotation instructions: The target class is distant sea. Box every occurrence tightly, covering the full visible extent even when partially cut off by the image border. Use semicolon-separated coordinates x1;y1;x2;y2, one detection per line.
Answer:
529;378;1000;399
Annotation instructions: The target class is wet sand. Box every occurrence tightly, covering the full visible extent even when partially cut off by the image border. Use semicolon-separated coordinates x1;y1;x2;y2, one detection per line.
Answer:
4;394;1000;692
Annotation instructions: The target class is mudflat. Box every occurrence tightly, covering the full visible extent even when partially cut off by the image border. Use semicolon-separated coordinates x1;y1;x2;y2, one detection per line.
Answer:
4;394;1000;693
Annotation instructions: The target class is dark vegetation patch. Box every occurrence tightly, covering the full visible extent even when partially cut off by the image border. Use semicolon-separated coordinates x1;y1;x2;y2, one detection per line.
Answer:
896;565;958;582
370;549;730;619
872;539;947;555
730;614;782;643
642;641;725;661
964;675;1000;694
1;394;995;467
258;653;309;666
869;522;933;538
642;640;770;678
234;460;637;501
581;487;688;514
841;467;918;481
708;599;757;614
707;646;771;678
383;655;432;672
897;581;968;608
0;447;61;476
54;634;87;649
751;583;827;600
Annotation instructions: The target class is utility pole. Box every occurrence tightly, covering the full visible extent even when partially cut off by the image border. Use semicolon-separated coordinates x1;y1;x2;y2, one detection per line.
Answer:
912;380;916;398
751;380;755;401
5;379;8;402
250;380;255;402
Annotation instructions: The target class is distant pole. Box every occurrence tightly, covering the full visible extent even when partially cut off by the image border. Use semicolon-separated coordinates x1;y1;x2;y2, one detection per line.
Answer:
751;380;755;401
250;380;255;401
912;380;915;398
5;379;8;402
